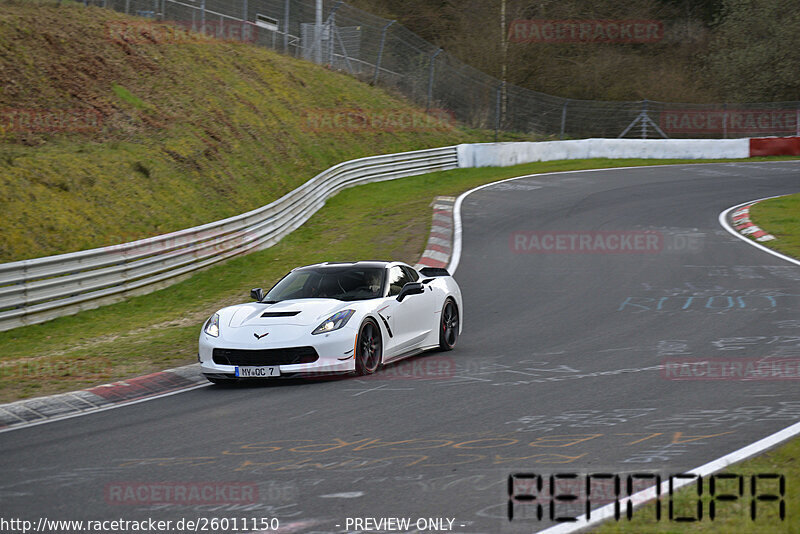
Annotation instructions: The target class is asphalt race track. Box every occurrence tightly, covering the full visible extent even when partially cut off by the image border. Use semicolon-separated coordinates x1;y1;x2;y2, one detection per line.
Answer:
1;161;799;533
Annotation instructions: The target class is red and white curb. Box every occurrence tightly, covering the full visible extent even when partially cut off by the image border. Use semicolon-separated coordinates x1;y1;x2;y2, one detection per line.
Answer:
415;196;455;270
730;203;777;242
0;364;207;433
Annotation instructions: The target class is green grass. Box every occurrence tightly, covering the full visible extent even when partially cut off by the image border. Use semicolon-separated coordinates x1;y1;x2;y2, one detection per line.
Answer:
0;156;795;402
594;439;798;533
749;194;800;259
594;184;800;533
111;84;149;111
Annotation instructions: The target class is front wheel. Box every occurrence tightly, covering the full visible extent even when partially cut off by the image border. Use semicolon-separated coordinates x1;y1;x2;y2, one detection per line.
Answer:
355;319;382;375
439;299;459;351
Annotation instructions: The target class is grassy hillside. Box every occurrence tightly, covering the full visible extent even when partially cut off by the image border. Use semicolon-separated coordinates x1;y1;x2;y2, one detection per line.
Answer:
0;0;504;262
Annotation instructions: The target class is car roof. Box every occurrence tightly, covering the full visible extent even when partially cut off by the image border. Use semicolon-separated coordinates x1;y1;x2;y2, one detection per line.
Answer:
293;261;409;271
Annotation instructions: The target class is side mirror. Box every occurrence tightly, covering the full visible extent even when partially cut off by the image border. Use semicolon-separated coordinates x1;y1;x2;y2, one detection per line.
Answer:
250;288;264;301
396;282;425;302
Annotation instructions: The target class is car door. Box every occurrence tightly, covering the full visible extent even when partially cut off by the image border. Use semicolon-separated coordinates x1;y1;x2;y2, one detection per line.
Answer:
381;266;436;357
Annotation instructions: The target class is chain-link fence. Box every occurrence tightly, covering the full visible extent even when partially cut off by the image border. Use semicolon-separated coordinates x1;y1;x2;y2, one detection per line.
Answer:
87;0;800;139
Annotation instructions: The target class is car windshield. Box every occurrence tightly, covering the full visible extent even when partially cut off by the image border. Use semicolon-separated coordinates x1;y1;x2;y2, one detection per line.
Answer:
264;267;386;302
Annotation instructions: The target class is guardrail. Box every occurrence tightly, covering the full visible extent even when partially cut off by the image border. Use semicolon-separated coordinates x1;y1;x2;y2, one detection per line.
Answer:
0;146;458;332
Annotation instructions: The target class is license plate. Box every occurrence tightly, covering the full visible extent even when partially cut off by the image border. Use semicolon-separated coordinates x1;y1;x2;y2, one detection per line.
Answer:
235;366;281;378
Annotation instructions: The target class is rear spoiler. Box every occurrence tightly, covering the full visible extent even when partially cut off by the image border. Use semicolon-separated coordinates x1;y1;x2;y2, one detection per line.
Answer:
419;267;451;277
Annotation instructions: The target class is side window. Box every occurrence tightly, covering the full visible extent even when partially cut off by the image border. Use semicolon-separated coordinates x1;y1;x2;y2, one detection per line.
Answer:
402;266;420;282
387;266;412;296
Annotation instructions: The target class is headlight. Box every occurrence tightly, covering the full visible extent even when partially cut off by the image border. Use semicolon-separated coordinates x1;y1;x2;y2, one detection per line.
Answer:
204;313;220;337
312;309;355;335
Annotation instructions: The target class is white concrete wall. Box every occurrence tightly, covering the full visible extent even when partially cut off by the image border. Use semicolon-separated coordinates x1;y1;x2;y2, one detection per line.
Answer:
457;138;751;168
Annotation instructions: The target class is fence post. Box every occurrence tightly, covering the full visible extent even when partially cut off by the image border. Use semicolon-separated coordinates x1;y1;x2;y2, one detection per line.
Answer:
240;0;248;43
283;0;290;53
373;20;395;85
723;103;728;139
427;48;443;111
495;83;503;141
641;99;648;139
560;100;569;139
124;0;129;14
201;0;206;30
329;11;335;65
315;0;323;64
796;104;799;137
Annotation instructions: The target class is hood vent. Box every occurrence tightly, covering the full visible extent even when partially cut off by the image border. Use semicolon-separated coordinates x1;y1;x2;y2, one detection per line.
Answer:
260;311;302;318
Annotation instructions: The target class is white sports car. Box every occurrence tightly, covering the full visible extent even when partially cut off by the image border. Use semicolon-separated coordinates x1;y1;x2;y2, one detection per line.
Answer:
198;261;462;383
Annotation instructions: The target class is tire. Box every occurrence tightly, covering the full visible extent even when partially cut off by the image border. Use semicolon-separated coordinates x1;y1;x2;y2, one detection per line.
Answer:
438;299;459;351
355;319;382;375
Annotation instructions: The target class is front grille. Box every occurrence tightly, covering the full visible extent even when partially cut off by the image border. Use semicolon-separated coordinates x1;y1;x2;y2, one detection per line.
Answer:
212;347;319;366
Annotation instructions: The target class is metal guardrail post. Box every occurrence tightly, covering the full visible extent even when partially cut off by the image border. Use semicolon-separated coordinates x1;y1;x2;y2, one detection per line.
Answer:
373;20;395;85
427;48;443;112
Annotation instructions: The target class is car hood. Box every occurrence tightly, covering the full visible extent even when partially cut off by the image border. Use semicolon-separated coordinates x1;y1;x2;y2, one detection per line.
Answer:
225;299;353;328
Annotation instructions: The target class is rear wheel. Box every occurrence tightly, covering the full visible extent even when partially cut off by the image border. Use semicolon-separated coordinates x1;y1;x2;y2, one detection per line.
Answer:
355;319;382;375
439;299;459;351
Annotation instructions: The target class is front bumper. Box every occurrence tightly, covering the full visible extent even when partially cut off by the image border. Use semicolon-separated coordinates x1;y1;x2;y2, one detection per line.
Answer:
199;324;357;378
